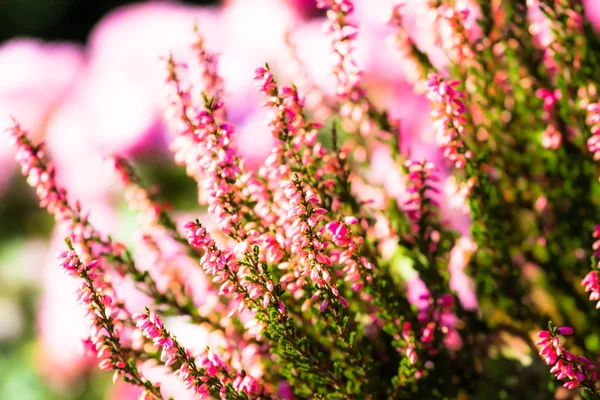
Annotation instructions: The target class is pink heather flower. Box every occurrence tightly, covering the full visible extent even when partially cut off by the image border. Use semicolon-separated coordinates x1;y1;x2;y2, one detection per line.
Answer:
537;327;597;390
37;236;95;387
184;220;274;320
133;311;177;365
55;249;162;397
536;88;561;121
541;124;562;150
324;220;351;247
453;0;483;42
4;120;133;273
134;310;224;398
278;178;352;308
4;121;69;217
587;102;600;160
412;290;462;352
404;159;441;226
253;65;321;147
188;30;226;112
582;271;600;308
434;3;476;64
164;56;278;241
426;74;470;168
527;1;560;75
252;66;374;304
317;0;363;97
557;326;574;336
135;309;266;398
593;224;600;257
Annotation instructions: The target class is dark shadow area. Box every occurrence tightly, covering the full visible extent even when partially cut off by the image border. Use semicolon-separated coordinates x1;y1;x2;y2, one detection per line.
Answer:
0;0;219;44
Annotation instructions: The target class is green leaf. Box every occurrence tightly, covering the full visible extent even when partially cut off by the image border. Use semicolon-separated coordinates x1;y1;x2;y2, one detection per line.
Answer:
581;388;594;400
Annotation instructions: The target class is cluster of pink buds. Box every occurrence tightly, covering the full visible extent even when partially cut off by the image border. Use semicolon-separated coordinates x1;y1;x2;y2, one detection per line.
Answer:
541;124;562;150
425;74;471;168
537;327;597;390
58;249;100;279
435;3;475;64
582;270;600;309
134;310;181;367
535;88;563;150
254;65;320;148
184;220;273;315
586;101;600;161
57;248;163;398
321;216;373;293
165;58;278;242
404;160;441;223
401;322;418;365
281;177;351;310
536;88;561;121
188;29;225;112
4;121;74;231
581;225;600;308
593;224;600;257
316;0;362;97
3;121;134;273
133;309;260;399
323;217;357;248
163;56;209;200
527;1;559;76
417;293;462;352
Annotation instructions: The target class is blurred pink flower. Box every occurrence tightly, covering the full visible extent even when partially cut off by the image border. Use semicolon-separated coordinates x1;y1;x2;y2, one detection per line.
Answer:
44;89;118;203
0;38;84;135
218;0;301;123
0;39;84;196
84;2;222;154
448;237;479;310
584;0;600;31
406;276;430;310
235;110;278;168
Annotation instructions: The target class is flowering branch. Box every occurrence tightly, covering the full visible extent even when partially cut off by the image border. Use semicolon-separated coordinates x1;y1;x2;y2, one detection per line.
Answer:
58;241;163;399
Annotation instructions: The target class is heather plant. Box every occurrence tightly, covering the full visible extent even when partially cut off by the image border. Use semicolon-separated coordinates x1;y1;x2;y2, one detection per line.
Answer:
5;0;600;399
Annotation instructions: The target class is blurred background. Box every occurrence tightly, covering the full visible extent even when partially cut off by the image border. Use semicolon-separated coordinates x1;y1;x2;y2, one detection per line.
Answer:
1;0;599;399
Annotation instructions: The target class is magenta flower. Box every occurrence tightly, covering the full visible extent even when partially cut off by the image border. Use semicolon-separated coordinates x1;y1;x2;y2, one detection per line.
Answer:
537;327;597;390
